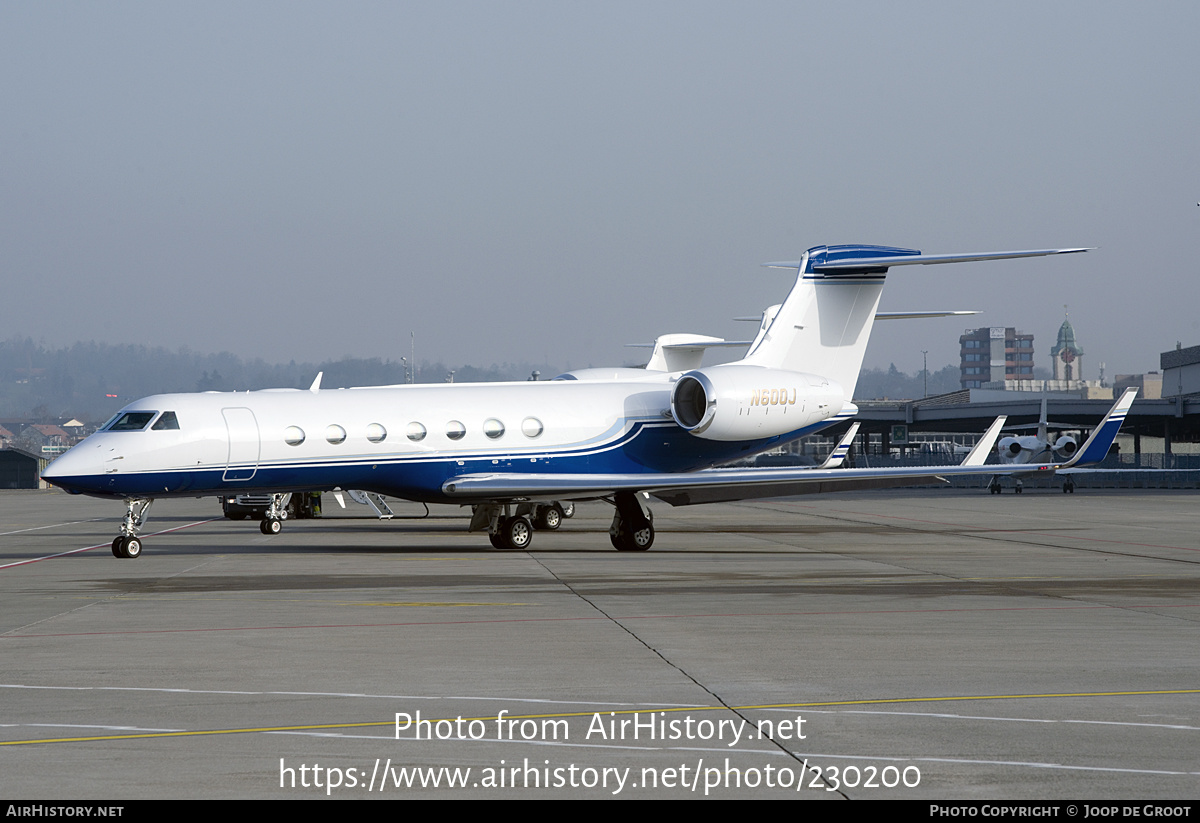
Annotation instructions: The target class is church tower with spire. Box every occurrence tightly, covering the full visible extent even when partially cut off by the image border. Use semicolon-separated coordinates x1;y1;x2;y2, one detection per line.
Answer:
1051;311;1085;382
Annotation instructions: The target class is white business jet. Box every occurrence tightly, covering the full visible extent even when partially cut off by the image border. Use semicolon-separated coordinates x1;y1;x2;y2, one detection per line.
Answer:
988;390;1137;494
45;243;1119;558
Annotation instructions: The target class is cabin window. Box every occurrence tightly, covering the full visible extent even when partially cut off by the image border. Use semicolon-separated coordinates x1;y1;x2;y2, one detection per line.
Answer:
522;417;543;438
483;418;505;439
366;423;387;443
407;422;427;442
107;412;157;431
284;426;306;446
151;411;180;430
446;420;466;441
326;424;347;445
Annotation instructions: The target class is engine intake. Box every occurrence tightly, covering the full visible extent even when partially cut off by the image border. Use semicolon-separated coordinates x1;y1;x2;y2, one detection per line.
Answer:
669;364;844;441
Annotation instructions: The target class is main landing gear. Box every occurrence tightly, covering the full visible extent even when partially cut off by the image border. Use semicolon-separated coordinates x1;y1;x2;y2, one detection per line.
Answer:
258;493;292;536
111;498;153;558
988;477;1023;494
609;491;654;552
470;503;535;550
465;499;619;551
1063;478;1076;494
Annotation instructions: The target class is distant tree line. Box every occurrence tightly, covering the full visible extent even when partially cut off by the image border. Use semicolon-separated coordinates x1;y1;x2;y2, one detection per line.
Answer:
853;362;1052;400
853;363;963;400
0;337;565;423
1;336;1043;424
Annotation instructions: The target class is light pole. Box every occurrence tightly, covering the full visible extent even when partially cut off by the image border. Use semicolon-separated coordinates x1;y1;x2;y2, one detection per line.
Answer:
922;350;928;397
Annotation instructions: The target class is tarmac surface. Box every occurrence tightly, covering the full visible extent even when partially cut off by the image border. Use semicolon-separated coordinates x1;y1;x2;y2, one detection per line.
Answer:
1;487;1198;799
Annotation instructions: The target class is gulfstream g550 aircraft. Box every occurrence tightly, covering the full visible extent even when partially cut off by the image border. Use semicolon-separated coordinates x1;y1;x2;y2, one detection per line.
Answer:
45;244;1114;558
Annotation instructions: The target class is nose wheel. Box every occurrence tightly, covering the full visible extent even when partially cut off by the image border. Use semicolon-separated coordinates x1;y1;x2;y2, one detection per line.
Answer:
111;498;153;559
111;535;143;559
258;493;293;535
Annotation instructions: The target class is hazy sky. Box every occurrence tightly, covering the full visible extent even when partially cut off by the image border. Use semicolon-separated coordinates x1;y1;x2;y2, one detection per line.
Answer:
3;2;1197;379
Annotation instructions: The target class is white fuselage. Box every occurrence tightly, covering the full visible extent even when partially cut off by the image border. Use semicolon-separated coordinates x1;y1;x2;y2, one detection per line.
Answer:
44;373;844;501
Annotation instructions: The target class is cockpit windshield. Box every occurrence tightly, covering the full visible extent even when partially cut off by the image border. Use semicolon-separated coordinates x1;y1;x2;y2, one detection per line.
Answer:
105;411;158;431
151;411;180;430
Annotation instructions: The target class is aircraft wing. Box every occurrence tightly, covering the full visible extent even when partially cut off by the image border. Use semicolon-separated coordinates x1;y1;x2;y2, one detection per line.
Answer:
442;462;1022;507
443;415;1012;507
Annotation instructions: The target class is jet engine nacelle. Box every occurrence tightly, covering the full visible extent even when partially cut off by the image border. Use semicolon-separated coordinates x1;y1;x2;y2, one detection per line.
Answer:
670;364;844;441
1053;434;1078;458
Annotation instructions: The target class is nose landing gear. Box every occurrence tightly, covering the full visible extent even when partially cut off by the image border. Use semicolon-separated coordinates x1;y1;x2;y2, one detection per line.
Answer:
111;498;153;558
258;493;292;535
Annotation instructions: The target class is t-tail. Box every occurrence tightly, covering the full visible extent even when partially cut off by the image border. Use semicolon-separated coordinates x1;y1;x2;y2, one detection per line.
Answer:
668;244;1086;445
742;245;1090;398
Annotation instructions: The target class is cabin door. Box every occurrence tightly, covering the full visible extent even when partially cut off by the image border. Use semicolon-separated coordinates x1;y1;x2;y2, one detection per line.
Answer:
222;407;260;481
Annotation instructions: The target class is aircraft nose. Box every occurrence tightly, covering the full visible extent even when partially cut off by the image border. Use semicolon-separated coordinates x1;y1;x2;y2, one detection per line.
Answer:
41;441;113;493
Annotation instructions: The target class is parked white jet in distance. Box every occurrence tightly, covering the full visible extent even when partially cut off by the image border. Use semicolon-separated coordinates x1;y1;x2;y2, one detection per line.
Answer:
988;389;1137;494
44;243;1114;559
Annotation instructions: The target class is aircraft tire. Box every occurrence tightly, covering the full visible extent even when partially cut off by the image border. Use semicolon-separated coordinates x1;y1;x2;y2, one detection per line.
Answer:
123;537;142;559
112;536;124;558
613;523;654;552
261;518;282;535
534;505;563;531
488;532;506;550
560;502;575;519
502;516;533;550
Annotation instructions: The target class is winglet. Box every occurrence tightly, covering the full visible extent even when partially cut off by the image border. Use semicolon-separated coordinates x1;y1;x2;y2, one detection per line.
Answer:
961;416;1007;466
309;372;323;393
1057;388;1138;468
819;422;861;469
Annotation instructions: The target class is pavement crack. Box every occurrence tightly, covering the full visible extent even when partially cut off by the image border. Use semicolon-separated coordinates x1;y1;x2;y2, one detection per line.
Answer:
524;551;846;798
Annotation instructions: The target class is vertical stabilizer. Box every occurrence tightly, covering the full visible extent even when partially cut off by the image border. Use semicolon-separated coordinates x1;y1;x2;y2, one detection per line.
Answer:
742;245;920;397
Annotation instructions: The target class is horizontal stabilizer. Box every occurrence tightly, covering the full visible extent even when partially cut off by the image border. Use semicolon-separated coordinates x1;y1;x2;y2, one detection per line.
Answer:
633;333;753;372
764;248;1089;274
877;311;981;320
626;340;751;349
